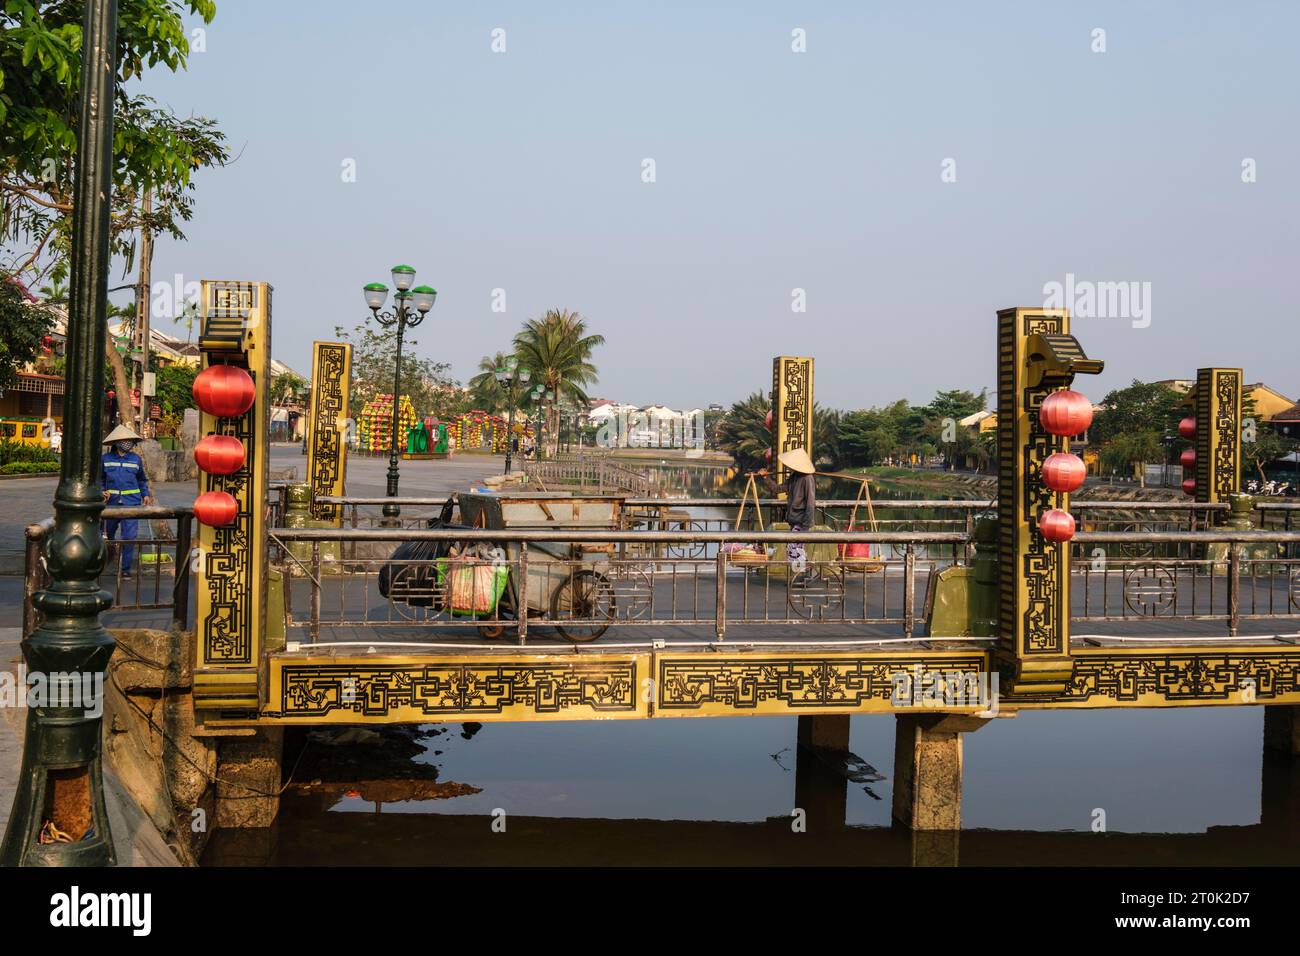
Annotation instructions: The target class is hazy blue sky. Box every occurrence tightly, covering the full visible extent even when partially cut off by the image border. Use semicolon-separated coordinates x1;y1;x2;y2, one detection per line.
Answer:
133;1;1298;410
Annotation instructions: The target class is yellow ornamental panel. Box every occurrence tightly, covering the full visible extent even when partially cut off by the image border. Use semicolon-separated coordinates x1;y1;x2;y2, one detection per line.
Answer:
306;341;352;524
194;280;272;710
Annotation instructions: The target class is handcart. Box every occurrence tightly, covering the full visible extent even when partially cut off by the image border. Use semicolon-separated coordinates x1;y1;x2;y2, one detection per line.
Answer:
457;492;626;643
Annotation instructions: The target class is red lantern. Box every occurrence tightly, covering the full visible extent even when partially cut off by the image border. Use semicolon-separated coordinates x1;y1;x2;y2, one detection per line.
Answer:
193;365;256;418
1039;390;1093;437
1178;416;1197;440
194;435;246;475
764;447;773;463
1182;477;1197;497
765;409;774;431
1038;508;1075;543
1042;453;1086;493
194;490;238;527
1179;448;1196;470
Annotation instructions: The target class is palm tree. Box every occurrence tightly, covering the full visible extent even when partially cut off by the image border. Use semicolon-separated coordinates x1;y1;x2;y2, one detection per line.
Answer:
467;351;520;414
715;392;771;473
513;309;604;456
38;279;68;304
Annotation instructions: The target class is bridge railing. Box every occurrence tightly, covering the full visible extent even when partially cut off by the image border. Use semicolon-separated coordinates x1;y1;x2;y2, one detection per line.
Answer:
1071;530;1300;635
269;523;1300;647
23;506;193;635
268;526;970;646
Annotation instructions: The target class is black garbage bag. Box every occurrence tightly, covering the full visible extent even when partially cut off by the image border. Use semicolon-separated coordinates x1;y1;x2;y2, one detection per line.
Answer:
379;498;468;607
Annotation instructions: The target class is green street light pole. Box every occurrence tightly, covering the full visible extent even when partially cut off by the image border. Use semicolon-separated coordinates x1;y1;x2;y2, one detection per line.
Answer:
2;0;119;867
496;357;530;473
364;269;436;521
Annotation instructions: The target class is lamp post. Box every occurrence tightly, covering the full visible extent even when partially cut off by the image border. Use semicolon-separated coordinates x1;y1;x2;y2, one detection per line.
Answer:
528;384;545;459
363;267;436;521
2;0;119;867
495;357;530;474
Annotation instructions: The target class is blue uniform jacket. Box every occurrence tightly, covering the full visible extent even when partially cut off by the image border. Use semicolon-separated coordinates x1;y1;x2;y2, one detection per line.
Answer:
101;450;151;502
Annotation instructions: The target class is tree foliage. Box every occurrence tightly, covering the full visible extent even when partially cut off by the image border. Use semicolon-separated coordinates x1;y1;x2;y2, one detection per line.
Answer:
0;1;227;283
513;309;604;454
333;317;463;421
0;274;54;389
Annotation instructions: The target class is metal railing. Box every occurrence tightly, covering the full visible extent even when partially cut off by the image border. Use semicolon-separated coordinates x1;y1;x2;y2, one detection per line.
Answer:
524;455;655;495
23;506;193;635
269;526;968;646
1071;530;1300;635
268;523;1300;647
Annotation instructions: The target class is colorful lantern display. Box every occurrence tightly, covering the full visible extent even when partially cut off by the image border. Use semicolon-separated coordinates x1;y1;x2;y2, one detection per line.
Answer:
194;490;239;527
1038;508;1076;543
194;434;246;475
1042;452;1086;493
356;394;418;453
1039;389;1093;437
193;364;256;418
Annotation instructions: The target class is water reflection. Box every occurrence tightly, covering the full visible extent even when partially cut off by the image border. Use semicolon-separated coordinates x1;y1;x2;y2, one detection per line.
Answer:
204;707;1299;866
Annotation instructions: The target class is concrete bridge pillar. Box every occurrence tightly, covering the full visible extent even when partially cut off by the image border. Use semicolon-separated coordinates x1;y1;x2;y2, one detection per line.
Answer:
215;728;284;830
794;715;850;832
891;714;988;831
1264;705;1300;756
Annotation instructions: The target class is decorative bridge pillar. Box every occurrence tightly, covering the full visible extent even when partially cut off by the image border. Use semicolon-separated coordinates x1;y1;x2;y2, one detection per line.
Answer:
994;307;1103;695
771;356;814;491
1178;367;1242;504
306;340;353;526
192;280;273;715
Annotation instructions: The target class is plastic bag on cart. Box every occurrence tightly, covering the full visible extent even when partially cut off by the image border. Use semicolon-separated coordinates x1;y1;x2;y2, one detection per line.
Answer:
378;497;469;607
447;544;510;618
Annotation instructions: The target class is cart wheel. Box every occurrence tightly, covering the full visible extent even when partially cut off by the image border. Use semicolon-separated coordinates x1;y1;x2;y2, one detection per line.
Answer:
477;623;507;640
551;569;616;643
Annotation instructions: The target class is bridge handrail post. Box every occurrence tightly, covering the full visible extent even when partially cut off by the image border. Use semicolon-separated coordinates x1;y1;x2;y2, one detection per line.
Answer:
715;548;726;641
173;511;192;631
517;542;528;646
23;521;51;637
903;543;916;638
310;541;321;643
1228;543;1240;637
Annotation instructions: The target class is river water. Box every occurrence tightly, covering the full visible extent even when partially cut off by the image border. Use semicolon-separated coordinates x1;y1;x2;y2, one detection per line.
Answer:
202;467;1293;866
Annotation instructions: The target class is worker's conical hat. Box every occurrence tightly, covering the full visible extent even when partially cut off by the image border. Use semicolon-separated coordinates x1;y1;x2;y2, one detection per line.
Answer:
103;424;142;444
777;447;815;474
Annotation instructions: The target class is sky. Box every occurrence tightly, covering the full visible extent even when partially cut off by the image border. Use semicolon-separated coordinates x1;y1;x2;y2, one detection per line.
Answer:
132;0;1299;411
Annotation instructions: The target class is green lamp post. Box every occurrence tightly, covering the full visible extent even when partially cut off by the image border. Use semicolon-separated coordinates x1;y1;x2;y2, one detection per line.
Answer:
2;0;120;867
495;357;530;473
363;268;436;521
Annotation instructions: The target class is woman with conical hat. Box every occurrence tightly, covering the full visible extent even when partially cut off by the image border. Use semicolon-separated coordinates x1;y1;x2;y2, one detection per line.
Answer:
776;447;816;575
100;423;153;578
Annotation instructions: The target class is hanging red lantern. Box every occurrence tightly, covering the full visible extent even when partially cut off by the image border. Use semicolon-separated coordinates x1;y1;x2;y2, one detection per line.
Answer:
1042;453;1086;493
1179;448;1196;470
765;409;774;431
194;490;239;527
1182;477;1197;497
1038;508;1076;542
1039;390;1093;437
193;365;256;418
194;435;246;475
1178;416;1197;440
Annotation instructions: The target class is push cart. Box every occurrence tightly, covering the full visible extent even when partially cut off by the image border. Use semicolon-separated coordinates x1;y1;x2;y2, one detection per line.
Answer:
457;492;626;642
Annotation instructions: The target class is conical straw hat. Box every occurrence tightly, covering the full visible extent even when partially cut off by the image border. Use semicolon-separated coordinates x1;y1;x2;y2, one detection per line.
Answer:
777;447;814;474
102;424;142;444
